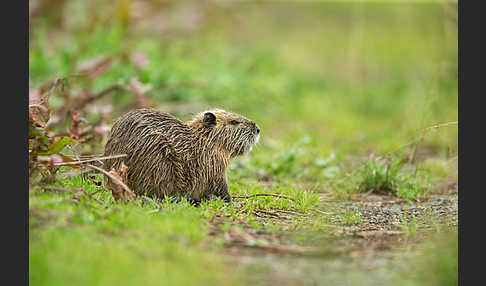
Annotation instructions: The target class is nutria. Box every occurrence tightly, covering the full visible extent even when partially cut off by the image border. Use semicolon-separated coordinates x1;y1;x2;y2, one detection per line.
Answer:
103;108;260;203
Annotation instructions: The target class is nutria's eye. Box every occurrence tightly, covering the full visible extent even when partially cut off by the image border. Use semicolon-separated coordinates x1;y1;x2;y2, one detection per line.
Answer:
230;120;240;125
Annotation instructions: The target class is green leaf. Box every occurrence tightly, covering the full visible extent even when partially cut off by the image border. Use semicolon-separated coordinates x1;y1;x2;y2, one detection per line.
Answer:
38;136;78;156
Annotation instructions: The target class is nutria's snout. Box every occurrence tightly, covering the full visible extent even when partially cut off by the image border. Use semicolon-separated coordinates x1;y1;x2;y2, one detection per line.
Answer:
252;125;260;144
246;122;260;154
252;122;260;135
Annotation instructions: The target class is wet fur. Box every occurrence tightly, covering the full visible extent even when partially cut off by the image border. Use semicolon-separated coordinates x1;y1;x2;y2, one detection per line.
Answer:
103;108;260;202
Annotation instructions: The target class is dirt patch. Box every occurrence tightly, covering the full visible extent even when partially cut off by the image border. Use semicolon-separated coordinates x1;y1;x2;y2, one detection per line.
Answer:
321;191;458;258
217;188;458;286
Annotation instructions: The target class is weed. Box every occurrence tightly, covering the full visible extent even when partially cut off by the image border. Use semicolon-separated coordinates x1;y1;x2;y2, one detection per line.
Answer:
340;208;364;225
358;154;405;194
356;154;429;201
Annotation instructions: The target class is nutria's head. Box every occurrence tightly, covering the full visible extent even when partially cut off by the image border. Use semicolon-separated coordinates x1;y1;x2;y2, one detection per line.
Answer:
188;109;260;158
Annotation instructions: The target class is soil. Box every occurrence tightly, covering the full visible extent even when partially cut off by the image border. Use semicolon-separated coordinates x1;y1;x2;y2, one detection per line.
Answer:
217;182;458;286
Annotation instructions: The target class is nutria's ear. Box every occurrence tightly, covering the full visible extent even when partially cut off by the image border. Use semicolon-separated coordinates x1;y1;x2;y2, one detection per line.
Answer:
203;112;217;128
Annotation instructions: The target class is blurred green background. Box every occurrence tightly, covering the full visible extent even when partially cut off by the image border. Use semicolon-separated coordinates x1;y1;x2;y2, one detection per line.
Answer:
29;0;458;157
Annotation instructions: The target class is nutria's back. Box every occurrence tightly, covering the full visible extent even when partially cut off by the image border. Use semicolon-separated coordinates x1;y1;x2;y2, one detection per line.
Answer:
103;108;260;202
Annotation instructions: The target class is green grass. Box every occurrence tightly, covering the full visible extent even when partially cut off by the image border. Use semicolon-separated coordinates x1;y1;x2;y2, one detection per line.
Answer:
355;154;431;201
29;172;321;285
340;209;364;226
30;176;236;286
30;177;229;284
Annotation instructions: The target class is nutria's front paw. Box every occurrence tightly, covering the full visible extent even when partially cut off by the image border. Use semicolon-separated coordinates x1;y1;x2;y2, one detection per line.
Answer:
187;197;201;206
222;193;232;204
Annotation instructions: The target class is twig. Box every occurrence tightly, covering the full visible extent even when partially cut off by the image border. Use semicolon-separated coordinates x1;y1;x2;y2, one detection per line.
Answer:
253;208;284;218
85;164;133;195
233;194;296;201
45;77;67;97
313;208;332;216
54;154;127;166
76;84;124;109
40;185;104;205
274;209;307;216
409;121;458;163
422;121;458;132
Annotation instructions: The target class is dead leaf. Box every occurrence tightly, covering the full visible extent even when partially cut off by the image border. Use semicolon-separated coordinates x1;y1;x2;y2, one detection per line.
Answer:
29;93;50;128
105;162;135;203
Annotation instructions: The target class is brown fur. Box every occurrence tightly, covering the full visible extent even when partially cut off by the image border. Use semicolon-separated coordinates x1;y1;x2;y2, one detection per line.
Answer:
103;108;260;202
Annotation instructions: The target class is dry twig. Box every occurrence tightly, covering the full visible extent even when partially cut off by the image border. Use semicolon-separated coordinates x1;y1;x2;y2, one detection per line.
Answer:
85;164;132;195
409;121;458;163
53;154;127;166
86;163;136;203
233;193;296;201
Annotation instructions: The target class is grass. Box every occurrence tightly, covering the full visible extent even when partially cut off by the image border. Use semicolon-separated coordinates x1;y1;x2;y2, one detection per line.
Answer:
30;202;231;286
30;176;235;286
340;209;364;226
356;154;431;201
29;172;322;285
29;1;457;285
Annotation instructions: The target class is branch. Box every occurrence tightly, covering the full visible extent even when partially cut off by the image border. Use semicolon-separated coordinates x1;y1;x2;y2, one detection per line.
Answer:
76;84;124;109
53;154;127;166
422;121;458;133
232;193;296;201
85;164;133;195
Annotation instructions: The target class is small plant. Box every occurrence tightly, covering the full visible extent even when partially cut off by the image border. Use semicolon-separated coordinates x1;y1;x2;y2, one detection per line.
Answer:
266;136;309;176
257;135;340;182
358;154;405;194
357;154;429;201
313;152;341;179
396;181;430;202
340;208;363;225
29;86;81;183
